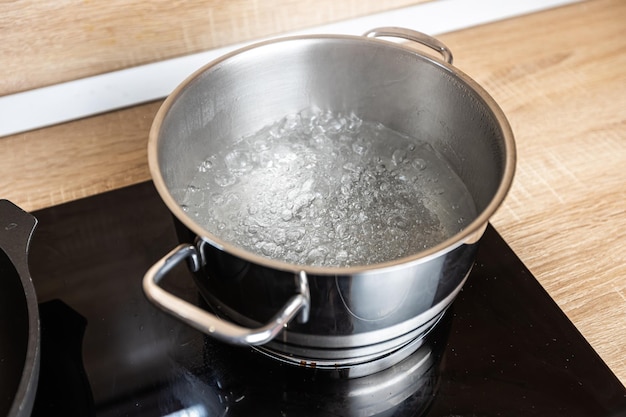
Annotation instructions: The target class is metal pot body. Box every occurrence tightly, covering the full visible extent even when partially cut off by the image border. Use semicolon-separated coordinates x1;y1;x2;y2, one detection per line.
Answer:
191;232;474;373
144;28;515;371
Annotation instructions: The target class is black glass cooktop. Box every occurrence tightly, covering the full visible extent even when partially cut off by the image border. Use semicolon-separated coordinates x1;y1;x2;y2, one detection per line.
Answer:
27;181;626;416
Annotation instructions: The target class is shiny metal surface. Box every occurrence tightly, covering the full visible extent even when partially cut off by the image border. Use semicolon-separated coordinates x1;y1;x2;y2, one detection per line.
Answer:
190;235;475;365
143;243;310;346
145;29;516;368
364;26;454;64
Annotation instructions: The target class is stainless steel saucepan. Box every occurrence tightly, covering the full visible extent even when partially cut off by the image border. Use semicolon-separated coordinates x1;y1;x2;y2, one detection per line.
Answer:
143;27;515;375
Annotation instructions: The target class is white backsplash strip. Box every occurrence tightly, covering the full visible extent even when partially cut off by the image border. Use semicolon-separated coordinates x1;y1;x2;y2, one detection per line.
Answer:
0;0;578;138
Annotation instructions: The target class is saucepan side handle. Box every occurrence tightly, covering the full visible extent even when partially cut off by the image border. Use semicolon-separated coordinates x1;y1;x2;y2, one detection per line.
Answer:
364;27;453;64
142;244;310;346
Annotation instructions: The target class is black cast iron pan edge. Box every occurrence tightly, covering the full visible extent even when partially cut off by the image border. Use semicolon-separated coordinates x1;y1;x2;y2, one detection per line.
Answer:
0;200;39;417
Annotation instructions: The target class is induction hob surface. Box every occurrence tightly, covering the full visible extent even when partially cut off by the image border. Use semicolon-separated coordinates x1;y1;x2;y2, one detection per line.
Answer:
26;181;626;416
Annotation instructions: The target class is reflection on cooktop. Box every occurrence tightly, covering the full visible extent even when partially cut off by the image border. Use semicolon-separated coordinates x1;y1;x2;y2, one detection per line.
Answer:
26;181;626;416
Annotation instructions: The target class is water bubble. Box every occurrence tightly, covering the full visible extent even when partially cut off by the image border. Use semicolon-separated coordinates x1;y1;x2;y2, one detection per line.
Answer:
254;139;272;152
352;142;367;155
301;179;315;192
392;149;407;165
286;228;305;242
214;174;236;187
342;162;359;173
335;223;348;239
312;131;328;145
412;158;427;170
282;113;300;131
293;236;309;253
269;125;282;138
280;209;293;221
273;229;287;245
326;116;344;134
224;150;252;173
341;172;358;185
346;114;363;132
259;242;278;256
199;159;214;172
396;173;409;182
284;251;301;264
306;247;328;265
224;192;240;206
274;148;298;166
336;250;349;263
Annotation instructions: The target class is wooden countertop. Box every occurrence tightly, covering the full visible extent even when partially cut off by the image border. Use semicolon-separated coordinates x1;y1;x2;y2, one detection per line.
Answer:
1;0;624;386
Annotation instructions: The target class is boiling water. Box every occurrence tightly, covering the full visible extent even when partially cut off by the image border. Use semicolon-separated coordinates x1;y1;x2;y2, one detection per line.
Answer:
182;108;477;267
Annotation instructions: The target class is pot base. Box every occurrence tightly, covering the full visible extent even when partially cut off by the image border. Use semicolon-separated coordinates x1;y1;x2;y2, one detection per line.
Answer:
252;307;446;378
193;267;469;376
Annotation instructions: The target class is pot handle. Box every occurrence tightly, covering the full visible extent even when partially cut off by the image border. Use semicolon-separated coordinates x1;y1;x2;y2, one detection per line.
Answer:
142;244;310;346
364;27;453;64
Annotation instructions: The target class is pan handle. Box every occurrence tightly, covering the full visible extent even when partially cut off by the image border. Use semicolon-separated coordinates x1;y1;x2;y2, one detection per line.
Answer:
364;27;453;64
142;244;310;346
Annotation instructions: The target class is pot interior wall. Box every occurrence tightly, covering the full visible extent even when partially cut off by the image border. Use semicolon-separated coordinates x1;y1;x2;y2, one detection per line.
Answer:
156;36;507;233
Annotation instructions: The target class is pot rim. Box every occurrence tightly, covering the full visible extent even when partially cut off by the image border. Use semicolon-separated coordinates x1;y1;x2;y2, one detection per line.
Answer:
148;32;516;276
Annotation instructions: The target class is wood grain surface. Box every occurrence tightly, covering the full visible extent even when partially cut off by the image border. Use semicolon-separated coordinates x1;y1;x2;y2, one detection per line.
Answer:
1;0;624;385
446;0;626;385
1;0;423;95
